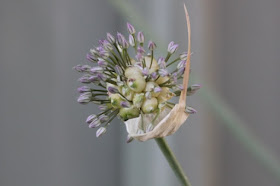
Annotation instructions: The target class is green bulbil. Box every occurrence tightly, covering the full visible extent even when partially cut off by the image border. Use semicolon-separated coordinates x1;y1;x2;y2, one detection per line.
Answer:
119;107;140;121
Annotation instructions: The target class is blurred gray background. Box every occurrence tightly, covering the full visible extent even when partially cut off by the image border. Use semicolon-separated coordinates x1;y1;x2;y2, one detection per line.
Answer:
0;0;279;186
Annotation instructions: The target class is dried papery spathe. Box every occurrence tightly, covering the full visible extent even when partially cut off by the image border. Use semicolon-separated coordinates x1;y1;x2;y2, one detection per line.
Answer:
125;4;192;141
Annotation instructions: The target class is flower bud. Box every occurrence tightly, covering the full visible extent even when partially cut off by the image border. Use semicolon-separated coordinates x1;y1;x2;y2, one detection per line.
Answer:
127;22;136;34
107;33;115;44
86;53;97;62
137;46;145;54
96;127;106;137
78;75;91;83
115;65;123;75
110;94;125;108
158;69;169;77
99;114;109;122
78;86;91;93
86;114;97;124
137;32;144;43
167;41;179;54
133;93;145;108
180;52;188;61
148;41;156;50
90;66;103;74
121;101;131;108
89;118;101;128
177;60;186;69
154;86;162;93
77;92;92;104
141;98;158;114
97;59;108;68
186;106;197;114
107;86;119;94
119;107;140;121
127;76;146;93
150;72;158;80
126;135;134;143
187;84;201;96
128;34;135;46
157;57;166;69
142;68;149;76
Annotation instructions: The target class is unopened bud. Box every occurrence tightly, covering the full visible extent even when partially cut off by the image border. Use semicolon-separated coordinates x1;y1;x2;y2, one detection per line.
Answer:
127;22;136;34
148;41;156;50
107;86;119;94
186;106;197;114
96;127;107;137
78;86;91;93
137;32;144;43
107;33;115;44
86;114;97;124
187;84;201;96
89;118;101;128
128;34;135;46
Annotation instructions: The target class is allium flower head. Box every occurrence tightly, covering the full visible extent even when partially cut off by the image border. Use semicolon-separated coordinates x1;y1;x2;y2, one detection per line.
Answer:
74;21;199;140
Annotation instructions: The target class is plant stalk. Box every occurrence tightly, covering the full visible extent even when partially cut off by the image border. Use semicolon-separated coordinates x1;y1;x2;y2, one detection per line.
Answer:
155;137;191;186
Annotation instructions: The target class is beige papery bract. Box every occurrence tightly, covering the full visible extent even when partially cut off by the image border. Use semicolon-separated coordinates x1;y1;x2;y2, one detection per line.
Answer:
125;5;192;141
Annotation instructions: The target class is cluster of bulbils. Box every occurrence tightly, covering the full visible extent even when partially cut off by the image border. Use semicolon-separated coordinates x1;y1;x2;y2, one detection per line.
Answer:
74;23;200;138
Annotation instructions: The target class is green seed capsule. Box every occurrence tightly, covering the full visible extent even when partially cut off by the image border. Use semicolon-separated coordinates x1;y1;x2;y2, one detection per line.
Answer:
121;85;135;101
145;81;160;97
119;106;140;121
133;93;145;108
141;98;158;114
125;66;142;77
127;75;146;93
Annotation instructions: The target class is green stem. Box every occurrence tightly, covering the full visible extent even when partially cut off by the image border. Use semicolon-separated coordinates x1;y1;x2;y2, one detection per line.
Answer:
155;138;191;186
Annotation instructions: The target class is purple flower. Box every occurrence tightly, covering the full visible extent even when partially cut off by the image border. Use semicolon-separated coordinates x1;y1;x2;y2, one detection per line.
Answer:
89;118;101;128
176;84;184;91
186;107;197;114
107;33;115;44
78;86;91;93
90;66;103;74
148;41;156;50
137;32;144;43
107;86;119;94
121;101;130;108
86;114;97;124
154;87;162;93
158;69;169;77
101;40;113;51
177;67;185;77
127;22;136;34
97;60;107;68
96;127;106;137
128;34;135;46
168;41;174;50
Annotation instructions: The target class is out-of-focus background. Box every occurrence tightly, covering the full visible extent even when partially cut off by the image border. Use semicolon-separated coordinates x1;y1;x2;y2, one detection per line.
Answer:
1;0;280;185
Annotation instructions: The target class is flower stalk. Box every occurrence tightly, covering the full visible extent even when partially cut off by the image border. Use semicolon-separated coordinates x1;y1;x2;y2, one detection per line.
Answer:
155;138;191;186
